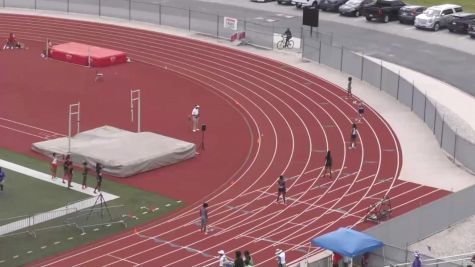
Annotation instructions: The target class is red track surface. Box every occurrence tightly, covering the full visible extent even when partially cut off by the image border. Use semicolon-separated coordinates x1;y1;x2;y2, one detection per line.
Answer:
0;14;449;267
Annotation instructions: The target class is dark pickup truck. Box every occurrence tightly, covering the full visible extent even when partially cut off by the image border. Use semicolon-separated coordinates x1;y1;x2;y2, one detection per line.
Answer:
364;0;405;23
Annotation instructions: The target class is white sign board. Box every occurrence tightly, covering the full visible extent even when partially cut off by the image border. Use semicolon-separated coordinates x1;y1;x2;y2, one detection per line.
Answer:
224;17;238;31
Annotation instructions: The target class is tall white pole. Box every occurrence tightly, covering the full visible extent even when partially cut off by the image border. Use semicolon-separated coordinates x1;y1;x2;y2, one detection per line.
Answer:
68;102;80;154
130;90;134;123
138;90;141;133
68;105;72;153
77;102;80;133
130;89;141;132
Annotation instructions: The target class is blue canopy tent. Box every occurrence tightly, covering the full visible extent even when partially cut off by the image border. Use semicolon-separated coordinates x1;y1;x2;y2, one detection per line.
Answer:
310;227;383;257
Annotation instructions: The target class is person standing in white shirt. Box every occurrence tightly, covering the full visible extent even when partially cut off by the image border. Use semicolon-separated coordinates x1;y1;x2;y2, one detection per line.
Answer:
191;105;200;132
218;250;232;267
276;249;286;267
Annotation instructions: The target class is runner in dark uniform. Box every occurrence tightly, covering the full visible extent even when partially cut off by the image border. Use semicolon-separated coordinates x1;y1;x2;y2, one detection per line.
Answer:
276;175;286;204
357;102;365;123
94;163;103;194
347;76;352;98
81;161;88;189
324;151;333;178
67;161;74;189
200;202;209;234
62;155;71;184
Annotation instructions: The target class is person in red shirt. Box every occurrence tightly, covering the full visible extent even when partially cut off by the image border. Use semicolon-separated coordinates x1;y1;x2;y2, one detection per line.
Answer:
332;252;342;267
4;33;20;49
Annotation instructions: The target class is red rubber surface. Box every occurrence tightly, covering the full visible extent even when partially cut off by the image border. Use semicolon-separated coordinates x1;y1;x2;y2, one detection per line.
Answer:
0;14;450;267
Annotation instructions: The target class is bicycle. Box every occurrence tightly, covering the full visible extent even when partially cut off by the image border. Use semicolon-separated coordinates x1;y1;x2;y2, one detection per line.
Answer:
276;35;294;49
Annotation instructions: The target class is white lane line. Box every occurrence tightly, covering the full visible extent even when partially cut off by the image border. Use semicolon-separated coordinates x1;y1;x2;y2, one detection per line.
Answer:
0;159;119;236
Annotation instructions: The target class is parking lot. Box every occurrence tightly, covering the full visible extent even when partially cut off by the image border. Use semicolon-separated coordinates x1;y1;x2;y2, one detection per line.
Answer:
193;0;475;96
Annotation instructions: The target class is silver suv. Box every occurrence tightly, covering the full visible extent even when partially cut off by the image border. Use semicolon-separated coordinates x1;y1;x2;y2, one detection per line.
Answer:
414;4;463;31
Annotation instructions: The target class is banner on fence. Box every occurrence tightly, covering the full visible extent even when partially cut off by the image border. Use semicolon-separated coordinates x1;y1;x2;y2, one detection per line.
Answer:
224;17;238;31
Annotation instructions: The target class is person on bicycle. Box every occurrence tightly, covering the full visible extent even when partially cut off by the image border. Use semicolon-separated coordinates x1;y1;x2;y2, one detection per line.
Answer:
283;28;292;48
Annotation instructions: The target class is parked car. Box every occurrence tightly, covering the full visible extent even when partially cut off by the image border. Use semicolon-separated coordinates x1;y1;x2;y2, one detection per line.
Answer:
320;0;349;12
447;13;475;33
292;0;321;8
469;24;475;38
398;5;426;24
364;0;406;23
339;0;374;17
414;4;463;31
278;0;294;4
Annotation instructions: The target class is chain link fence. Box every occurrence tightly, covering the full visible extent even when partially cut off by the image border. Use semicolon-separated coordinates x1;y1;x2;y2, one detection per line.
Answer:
300;37;475;176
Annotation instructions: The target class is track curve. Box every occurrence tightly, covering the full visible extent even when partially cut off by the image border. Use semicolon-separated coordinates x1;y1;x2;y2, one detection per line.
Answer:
0;13;448;267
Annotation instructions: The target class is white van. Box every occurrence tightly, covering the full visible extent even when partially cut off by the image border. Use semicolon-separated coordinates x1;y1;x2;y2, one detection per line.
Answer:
414;4;463;31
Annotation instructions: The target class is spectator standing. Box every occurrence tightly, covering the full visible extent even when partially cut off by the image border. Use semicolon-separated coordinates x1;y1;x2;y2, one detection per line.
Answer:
276;249;286;267
81;161;88;190
0;167;5;191
347;77;352;99
276;175;286;204
323;150;333;178
218;250;232;267
349;123;358;150
93;163;103;194
191;105;200;132
412;252;421;267
234;251;245;267
200;202;209;234
50;152;59;180
361;252;370;267
343;256;351;267
244;250;254;267
332;252;342;267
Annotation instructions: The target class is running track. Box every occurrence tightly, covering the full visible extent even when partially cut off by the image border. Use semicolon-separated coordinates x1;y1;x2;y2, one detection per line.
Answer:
0;13;449;267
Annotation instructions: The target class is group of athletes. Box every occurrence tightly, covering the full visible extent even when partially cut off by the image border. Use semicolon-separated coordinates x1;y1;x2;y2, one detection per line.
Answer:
50;153;103;194
274;76;365;204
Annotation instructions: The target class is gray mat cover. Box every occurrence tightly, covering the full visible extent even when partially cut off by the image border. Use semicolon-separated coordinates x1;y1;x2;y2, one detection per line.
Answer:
32;126;196;177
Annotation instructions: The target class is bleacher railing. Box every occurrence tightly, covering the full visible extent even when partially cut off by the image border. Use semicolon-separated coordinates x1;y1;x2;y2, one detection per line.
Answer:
0;202;126;238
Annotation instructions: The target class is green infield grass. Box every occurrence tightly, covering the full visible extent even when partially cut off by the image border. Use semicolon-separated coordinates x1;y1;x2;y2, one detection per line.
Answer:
0;168;89;224
0;148;183;266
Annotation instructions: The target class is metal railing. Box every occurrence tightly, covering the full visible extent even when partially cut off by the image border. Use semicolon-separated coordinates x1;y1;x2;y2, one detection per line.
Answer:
301;26;475;175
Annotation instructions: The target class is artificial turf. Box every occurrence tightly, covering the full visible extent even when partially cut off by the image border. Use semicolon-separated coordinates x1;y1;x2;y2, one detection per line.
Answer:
0;148;182;266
